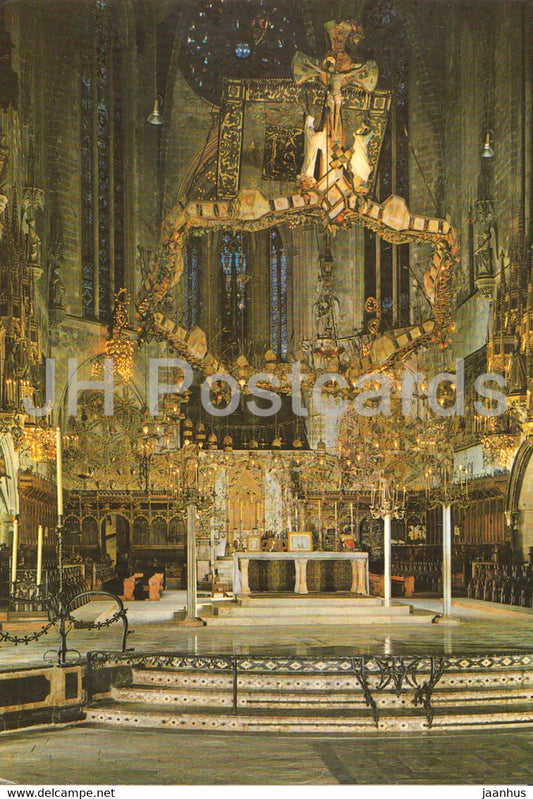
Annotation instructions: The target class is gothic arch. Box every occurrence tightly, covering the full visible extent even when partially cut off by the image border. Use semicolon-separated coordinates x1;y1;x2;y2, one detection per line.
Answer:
0;433;18;516
506;437;533;559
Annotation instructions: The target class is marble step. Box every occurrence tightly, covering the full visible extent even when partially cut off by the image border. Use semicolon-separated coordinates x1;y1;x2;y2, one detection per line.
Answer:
238;596;384;607
131;667;533;692
111;685;370;709
207;612;433;625
214;599;406;616
111;683;533;710
214;603;411;617
85;701;533;733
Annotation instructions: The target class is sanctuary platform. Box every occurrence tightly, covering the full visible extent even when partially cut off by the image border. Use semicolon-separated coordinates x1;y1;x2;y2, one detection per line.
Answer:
84;648;533;733
208;594;435;625
0;598;532;736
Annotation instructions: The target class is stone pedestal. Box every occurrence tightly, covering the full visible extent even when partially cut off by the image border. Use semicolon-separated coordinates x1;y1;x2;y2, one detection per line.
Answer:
294;559;308;594
240;557;251;594
351;559;367;594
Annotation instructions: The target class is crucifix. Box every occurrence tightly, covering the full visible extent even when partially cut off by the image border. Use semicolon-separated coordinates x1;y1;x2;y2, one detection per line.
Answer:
292;19;378;184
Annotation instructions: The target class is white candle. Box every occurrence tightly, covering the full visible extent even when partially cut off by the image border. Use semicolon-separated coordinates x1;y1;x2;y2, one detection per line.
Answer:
11;517;18;585
36;524;43;587
56;427;63;519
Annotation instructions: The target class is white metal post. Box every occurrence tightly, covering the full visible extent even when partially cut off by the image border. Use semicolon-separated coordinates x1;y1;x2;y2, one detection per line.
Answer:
384;513;392;607
442;503;452;617
178;502;204;626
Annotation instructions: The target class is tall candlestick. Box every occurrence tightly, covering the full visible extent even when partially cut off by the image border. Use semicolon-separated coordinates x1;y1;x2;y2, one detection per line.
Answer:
36;524;43;588
350;501;354;533
56;427;64;520
334;501;338;534
11;517;18;586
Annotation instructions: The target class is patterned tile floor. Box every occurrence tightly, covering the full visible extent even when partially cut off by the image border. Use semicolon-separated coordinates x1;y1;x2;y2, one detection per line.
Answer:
1;596;532;670
0;726;531;784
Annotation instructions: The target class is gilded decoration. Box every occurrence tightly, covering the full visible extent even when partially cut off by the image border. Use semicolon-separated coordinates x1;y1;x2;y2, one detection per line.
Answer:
262;125;304;181
139;19;458;380
216;83;245;199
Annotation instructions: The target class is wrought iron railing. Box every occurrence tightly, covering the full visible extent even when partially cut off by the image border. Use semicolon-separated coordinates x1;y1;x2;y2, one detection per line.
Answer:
85;651;448;726
86;649;533;728
0;589;130;664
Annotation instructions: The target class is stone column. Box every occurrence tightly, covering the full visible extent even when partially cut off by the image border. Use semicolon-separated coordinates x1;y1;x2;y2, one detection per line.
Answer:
248;230;270;355
331;227;365;335
290;226;318;347
383;514;392;607
240;557;251;595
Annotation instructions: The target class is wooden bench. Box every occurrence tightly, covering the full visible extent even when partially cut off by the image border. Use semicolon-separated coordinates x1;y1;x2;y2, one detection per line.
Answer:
121;573;144;601
148;572;164;601
369;573;415;598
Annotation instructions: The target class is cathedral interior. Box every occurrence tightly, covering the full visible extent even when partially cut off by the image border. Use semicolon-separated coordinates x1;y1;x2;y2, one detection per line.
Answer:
0;0;532;785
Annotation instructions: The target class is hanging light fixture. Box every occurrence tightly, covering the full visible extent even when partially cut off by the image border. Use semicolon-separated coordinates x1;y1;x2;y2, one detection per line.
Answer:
482;130;494;159
147;95;163;126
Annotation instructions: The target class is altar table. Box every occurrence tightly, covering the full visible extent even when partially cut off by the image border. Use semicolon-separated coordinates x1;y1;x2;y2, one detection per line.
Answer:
233;551;369;595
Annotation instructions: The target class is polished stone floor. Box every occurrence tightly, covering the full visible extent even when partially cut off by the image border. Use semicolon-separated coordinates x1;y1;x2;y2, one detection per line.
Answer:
1;596;532;786
1;595;532;670
0;726;531;784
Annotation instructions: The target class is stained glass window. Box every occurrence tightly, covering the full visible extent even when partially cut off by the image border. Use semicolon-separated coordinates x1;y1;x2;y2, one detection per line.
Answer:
180;1;307;105
363;0;410;329
81;1;125;322
270;227;288;360
220;231;248;352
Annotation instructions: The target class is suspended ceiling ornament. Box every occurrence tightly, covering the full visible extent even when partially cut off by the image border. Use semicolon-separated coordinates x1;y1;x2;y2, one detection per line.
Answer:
137;19;458;379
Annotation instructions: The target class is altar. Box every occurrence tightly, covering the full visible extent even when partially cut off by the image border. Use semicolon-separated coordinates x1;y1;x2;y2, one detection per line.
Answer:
233;551;369;596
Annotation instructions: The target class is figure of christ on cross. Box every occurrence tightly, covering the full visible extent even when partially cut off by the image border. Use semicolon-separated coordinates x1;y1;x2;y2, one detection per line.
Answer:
292;19;378;186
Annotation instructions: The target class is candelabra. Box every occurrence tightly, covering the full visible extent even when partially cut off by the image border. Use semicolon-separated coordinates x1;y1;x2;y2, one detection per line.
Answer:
370;480;407;520
370;478;407;607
